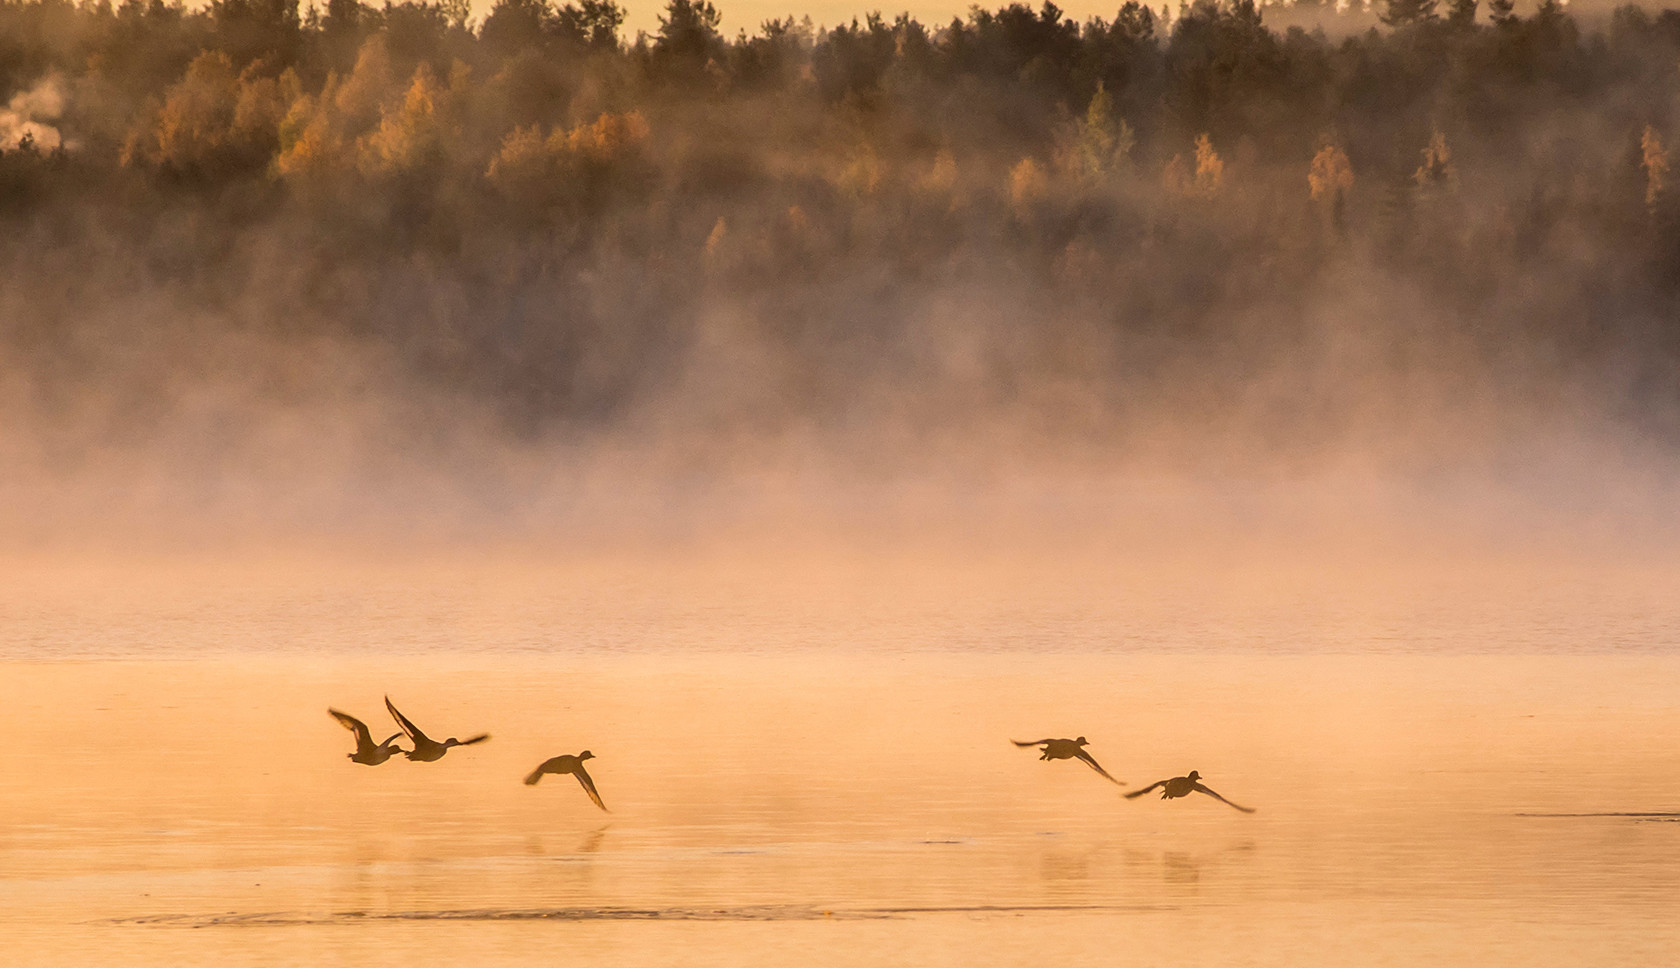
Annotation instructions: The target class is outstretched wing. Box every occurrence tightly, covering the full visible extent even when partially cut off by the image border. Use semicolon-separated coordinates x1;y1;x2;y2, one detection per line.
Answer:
573;764;608;812
379;732;404;750
329;708;373;751
1073;748;1123;785
1123;780;1168;800
384;696;430;745
1011;739;1054;747
1193;783;1256;813
524;758;558;786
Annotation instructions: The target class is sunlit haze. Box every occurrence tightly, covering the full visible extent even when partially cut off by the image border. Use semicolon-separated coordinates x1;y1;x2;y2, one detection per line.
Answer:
4;0;1680;964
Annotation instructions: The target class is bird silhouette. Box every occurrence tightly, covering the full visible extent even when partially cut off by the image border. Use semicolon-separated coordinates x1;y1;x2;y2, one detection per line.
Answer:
384;696;489;762
329;708;404;766
1124;770;1255;812
524;751;607;811
1011;736;1123;785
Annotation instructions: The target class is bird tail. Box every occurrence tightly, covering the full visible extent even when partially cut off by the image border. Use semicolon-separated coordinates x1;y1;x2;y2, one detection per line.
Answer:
523;767;545;786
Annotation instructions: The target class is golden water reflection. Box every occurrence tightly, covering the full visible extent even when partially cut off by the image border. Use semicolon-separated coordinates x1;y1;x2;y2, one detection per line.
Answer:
3;651;1679;966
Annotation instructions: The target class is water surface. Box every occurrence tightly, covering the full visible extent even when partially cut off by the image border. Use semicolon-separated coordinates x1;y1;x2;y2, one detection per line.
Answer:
3;554;1678;966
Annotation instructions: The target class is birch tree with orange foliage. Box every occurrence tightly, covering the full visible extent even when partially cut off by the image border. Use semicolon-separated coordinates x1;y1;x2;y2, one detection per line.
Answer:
122;52;297;177
275;36;396;180
1414;130;1455;191
1009;157;1048;216
1308;141;1354;231
358;63;470;178
1641;125;1668;211
485;110;650;211
1163;134;1224;199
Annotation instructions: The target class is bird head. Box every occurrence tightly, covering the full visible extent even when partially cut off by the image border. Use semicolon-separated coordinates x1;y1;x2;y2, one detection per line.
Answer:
1075;736;1088;745
579;750;594;760
1186;770;1201;781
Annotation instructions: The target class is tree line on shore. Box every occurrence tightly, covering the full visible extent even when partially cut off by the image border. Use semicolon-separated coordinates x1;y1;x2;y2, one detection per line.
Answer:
1;0;1678;448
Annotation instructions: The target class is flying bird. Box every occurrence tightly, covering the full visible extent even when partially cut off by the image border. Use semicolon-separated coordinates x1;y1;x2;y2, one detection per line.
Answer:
1011;736;1123;785
1124;770;1255;812
328;708;405;766
524;751;608;811
384;695;489;762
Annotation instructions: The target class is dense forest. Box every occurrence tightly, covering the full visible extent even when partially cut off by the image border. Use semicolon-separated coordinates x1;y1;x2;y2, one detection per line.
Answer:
3;0;1679;483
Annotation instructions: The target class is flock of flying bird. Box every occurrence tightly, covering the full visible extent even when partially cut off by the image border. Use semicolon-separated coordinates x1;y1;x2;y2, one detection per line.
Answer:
1012;736;1256;812
330;700;1254;815
329;699;605;809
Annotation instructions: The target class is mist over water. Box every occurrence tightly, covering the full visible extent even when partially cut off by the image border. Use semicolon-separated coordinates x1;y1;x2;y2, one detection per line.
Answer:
5;2;1680;965
3;0;1680;555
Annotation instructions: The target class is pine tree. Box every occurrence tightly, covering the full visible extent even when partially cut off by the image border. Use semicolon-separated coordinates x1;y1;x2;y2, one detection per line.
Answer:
1380;0;1439;27
1444;0;1476;30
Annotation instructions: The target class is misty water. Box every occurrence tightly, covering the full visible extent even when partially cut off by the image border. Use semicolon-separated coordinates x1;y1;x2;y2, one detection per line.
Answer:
3;552;1678;966
9;0;1680;961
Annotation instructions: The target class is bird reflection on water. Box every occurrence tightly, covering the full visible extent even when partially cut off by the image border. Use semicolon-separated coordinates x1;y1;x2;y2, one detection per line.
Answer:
574;824;611;852
15;647;1680;968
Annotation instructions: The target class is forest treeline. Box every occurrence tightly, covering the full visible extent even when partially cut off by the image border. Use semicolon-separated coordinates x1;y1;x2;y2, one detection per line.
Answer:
3;0;1680;446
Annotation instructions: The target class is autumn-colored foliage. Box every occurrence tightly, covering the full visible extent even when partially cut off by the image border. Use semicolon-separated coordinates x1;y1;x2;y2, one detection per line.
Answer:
485;109;648;207
1163;134;1224;199
5;0;1680;435
1414;131;1455;191
1641;126;1668;210
122;52;298;176
1308;143;1353;205
1057;83;1133;182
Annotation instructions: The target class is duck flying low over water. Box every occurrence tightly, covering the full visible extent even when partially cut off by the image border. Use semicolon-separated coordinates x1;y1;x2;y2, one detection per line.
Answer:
1011;736;1123;785
524;752;608;811
1124;770;1256;813
384;696;490;762
328;708;405;766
